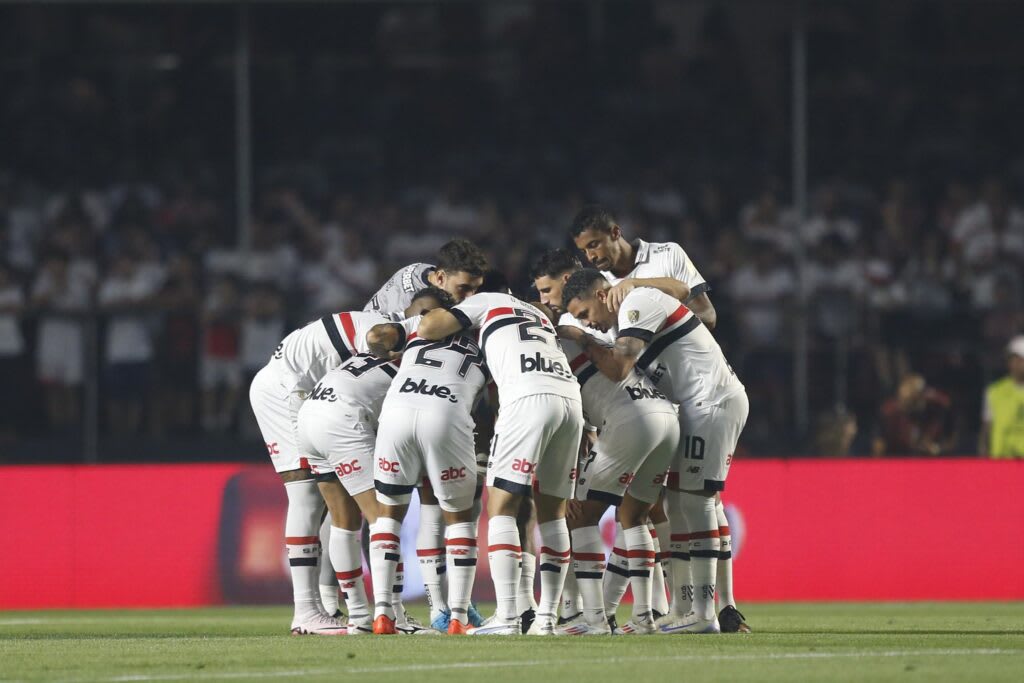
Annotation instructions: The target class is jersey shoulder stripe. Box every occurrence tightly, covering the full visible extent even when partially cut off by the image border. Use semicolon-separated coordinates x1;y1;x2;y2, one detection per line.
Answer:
320;315;353;362
338;312;358;349
568;352;599;387
636;315;701;370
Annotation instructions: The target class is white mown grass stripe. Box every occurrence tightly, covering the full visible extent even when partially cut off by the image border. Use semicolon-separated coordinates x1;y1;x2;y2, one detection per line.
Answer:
51;649;1023;682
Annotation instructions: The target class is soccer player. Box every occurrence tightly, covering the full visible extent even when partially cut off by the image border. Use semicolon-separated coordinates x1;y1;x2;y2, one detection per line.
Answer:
364;238;488;626
365;238;488;313
571;206;749;633
363;322;489;635
416;292;585;635
295;287;452;635
249;289;448;635
555;329;680;635
560;269;749;634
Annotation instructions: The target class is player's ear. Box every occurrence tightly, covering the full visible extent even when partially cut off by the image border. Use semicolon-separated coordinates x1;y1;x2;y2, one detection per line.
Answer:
609;224;621;241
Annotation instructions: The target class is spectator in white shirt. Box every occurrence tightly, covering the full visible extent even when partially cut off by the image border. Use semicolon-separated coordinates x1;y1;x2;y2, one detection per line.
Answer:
0;262;26;443
729;242;796;348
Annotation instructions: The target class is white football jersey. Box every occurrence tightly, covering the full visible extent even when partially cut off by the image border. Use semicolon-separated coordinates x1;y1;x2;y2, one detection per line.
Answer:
267;310;405;395
451;292;581;405
299;354;399;430
382;330;487;425
364;262;435;313
615;287;743;416
601;239;708;298
560;334;676;429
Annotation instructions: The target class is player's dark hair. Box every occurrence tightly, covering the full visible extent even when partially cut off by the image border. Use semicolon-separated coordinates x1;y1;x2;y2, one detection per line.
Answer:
411;286;454;309
561;268;607;305
436;239;488;277
479;268;511;294
570;205;618;238
529;248;581;280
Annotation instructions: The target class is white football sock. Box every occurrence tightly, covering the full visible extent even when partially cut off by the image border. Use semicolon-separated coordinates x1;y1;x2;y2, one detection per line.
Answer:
648;521;669;615
677;492;719;621
284;480;325;622
561;565;582;618
603;523;629;616
445;522;478;625
666;491;693;617
623;524;656;621
487;515;522;621
318;514;339;615
570;525;607;624
369;517;402;620
330;526;369;624
517;551;538;614
716;499;736;609
537;519;571;623
417;503;448;620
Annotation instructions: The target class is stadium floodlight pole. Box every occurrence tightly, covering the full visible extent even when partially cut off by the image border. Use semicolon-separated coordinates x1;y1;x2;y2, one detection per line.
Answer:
791;0;810;438
236;1;253;252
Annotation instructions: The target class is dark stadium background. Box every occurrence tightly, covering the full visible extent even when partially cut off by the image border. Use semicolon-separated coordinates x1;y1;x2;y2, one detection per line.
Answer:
1;0;1022;608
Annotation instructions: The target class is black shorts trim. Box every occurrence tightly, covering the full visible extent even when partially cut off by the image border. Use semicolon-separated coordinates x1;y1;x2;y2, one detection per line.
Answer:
493;476;532;497
704;478;725;492
618;327;654;343
314;471;338;484
586;488;624;507
375;480;416;496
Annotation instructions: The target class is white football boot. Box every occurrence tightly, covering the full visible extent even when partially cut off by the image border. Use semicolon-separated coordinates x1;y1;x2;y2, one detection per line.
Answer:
658;611;721;634
467;614;521;636
290;613;348;636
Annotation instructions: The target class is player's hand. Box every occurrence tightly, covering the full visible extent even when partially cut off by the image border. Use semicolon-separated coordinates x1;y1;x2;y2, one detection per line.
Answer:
606;279;636;313
557;325;585;342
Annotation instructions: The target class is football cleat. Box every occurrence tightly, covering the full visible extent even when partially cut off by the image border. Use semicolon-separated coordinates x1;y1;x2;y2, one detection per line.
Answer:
659;611;721;634
447;619;470;635
290;614;348;636
430;610;452;633
555;618;611;636
526;614;555;636
718;606;751;633
607;615;623;635
345;616;373;635
468;614;521;636
620;614;658;635
519;608;536;634
467;602;485;628
397;613;440;635
557;611;582;626
372;615;397;635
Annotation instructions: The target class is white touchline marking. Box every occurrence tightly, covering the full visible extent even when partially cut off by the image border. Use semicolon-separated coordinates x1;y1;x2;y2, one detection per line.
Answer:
49;648;1024;682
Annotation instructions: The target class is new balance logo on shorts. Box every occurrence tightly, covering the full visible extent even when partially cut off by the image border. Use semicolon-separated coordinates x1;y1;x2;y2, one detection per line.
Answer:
519;352;573;379
624;385;667;401
335;460;362;477
399;377;458;403
439;467;467;481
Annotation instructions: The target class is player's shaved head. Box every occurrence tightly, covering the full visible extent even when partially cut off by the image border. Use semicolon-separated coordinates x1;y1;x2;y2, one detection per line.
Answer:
406;286;454;317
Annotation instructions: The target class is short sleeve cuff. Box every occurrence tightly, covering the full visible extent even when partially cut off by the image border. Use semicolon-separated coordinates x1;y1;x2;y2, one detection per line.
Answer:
618;327;654;343
450;308;473;330
687;282;710;301
392;324;408;352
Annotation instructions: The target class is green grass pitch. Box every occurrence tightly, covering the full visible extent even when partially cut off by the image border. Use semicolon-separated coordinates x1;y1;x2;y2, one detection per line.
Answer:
2;602;1023;682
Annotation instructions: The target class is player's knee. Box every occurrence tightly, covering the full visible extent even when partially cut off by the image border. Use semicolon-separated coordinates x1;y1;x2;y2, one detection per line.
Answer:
439;496;475;520
375;490;412;509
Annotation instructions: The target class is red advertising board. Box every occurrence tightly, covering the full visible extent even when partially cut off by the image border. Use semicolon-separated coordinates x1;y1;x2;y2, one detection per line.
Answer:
1;459;1021;609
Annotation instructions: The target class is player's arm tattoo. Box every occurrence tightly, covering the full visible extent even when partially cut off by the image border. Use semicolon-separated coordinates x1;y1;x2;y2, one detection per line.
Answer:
687;292;717;330
579;332;646;382
366;323;404;358
417;309;466;340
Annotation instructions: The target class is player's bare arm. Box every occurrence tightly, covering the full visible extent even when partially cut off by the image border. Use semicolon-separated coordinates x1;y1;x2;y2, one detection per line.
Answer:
687;291;717;330
417;308;465;340
558;325;644;381
606;277;691;313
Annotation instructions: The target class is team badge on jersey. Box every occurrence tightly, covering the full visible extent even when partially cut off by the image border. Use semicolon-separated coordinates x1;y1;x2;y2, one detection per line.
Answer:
627;310;640;324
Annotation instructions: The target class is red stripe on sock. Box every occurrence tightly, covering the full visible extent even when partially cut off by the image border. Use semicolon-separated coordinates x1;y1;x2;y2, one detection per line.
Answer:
335;568;362;580
416;548;445;557
488;544;522;553
572;552;606;561
540;546;571;558
688;530;720;540
370;533;400;542
612;546;627;557
285;536;320;545
719;525;730;535
626;549;657;559
670;533;690;542
445;537;478;547
397;563;404;571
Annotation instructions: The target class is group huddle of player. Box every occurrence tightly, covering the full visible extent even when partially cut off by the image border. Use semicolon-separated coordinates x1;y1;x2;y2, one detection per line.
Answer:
249;205;750;637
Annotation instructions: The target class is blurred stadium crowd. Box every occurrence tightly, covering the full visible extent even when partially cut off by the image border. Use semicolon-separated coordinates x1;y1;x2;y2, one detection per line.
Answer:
1;1;1022;459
